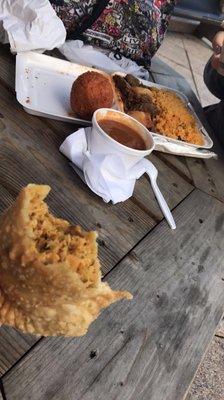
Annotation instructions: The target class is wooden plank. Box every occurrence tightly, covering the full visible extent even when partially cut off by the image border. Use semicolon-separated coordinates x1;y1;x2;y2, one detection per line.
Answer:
0;81;193;271
0;47;208;384
184;113;224;201
3;189;224;400
151;57;224;203
0;84;153;271
133;153;193;223
0;46;41;378
0;63;193;376
0;44;195;185
0;47;198;382
152;152;192;184
2;59;194;213
0;44;15;90
0;44;194;202
0;327;38;376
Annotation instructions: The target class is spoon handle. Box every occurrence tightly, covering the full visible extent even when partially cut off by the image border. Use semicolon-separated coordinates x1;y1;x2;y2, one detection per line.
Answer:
151;179;176;230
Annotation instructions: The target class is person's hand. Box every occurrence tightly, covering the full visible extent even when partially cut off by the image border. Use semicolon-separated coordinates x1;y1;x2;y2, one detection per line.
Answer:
211;31;224;70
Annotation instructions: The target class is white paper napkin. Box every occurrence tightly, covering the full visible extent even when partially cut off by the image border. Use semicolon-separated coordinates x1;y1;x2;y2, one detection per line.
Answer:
60;128;151;204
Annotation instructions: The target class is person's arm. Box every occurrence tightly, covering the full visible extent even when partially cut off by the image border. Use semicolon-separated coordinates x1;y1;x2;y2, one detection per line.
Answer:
204;58;224;100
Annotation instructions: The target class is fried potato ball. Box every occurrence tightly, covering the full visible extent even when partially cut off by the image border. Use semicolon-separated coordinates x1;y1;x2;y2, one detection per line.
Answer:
70;71;114;120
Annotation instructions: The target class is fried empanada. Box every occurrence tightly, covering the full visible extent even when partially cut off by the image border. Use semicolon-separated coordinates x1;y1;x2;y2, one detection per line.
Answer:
0;184;132;336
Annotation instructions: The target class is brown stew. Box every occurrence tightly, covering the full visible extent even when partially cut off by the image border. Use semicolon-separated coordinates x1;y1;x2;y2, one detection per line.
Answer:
98;119;146;150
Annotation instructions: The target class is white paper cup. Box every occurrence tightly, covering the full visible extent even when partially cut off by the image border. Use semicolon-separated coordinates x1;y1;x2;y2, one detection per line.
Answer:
89;108;155;169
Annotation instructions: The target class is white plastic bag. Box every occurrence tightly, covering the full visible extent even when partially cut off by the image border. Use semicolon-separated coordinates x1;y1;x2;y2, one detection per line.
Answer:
59;40;150;80
0;0;66;53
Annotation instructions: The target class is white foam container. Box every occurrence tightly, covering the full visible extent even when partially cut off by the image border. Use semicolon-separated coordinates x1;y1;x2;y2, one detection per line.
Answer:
15;52;213;153
16;52;94;125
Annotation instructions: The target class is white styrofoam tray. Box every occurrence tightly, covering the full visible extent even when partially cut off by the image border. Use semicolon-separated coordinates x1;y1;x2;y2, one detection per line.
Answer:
16;52;213;151
16;52;95;125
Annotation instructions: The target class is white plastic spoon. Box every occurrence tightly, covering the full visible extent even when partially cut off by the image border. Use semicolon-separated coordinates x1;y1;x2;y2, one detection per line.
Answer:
143;159;176;230
70;160;176;230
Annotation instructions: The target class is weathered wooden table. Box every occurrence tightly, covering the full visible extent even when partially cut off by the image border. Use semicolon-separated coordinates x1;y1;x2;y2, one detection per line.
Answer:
0;44;224;400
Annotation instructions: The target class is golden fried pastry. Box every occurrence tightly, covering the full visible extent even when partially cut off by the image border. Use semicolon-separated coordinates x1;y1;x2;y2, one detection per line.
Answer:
70;71;114;120
0;184;131;337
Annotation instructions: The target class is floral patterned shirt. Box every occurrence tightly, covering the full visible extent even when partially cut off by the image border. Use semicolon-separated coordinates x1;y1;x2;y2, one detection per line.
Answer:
51;0;176;66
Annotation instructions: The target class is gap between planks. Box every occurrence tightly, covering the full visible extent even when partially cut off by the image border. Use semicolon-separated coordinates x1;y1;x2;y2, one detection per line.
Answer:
0;379;6;400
